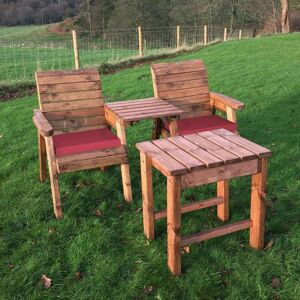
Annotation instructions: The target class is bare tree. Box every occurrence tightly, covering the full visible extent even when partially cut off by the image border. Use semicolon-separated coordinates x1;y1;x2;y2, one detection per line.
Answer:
281;0;290;32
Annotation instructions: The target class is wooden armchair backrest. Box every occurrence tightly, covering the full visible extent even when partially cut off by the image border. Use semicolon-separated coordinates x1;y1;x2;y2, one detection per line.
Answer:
35;68;106;134
151;60;212;119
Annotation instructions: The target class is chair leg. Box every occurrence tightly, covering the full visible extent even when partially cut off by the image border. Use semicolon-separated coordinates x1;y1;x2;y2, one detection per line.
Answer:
38;133;47;182
120;163;132;203
48;167;63;219
45;137;62;219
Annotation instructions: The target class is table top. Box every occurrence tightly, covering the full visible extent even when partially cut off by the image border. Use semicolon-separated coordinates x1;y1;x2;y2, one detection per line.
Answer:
105;97;183;124
136;128;272;176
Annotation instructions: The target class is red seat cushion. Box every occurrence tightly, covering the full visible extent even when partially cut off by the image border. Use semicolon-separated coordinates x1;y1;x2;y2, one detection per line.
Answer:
164;115;237;135
53;128;121;157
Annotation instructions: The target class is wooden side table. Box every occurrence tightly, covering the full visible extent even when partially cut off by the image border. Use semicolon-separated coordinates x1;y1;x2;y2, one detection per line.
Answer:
136;128;272;276
104;97;184;144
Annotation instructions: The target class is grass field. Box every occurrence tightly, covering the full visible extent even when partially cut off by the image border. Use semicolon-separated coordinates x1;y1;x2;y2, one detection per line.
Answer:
0;33;300;299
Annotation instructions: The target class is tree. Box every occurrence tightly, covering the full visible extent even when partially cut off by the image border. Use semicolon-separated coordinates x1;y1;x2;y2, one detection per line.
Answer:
281;0;290;32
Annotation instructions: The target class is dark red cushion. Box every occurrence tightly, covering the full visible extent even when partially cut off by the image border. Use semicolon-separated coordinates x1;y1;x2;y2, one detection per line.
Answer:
53;128;121;157
164;115;237;135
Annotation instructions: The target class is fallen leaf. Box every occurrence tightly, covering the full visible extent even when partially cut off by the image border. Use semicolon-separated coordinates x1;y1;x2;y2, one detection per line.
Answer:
0;135;3;138
271;277;280;289
265;239;274;249
181;246;190;254
48;228;55;234
221;270;230;276
239;243;246;248
95;209;103;217
75;271;82;280
144;285;153;294
41;274;52;289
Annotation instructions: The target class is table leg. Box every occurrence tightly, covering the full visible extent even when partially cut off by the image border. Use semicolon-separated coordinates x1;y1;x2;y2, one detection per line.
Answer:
249;158;268;249
38;133;47;182
141;152;155;240
116;120;132;203
217;180;229;221
167;175;181;276
152;118;162;140
168;117;178;137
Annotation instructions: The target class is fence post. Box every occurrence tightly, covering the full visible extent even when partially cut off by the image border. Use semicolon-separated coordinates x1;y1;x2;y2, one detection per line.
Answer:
72;30;80;70
223;27;227;42
239;29;242;39
204;25;208;46
138;26;144;57
176;25;180;50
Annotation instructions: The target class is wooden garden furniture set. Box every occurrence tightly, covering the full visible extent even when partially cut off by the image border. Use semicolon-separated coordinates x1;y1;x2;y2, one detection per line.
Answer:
33;60;271;275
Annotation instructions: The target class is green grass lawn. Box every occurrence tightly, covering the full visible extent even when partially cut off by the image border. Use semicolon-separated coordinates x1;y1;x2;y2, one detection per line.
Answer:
0;33;300;299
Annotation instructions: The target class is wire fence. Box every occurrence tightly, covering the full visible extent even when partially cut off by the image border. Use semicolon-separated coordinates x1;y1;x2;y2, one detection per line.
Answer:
0;26;255;84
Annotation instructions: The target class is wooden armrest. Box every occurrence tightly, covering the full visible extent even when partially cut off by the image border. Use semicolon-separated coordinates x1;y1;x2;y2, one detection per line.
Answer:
210;92;245;110
33;109;54;137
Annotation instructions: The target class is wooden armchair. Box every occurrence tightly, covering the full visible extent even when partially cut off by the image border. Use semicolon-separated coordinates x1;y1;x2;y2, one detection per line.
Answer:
151;60;245;138
33;68;132;219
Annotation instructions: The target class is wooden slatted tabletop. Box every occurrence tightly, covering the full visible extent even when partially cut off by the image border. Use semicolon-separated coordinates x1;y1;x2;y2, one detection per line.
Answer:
136;128;272;177
105;97;183;124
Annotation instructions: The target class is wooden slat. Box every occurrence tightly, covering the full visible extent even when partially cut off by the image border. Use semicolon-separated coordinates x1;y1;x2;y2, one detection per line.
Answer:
136;142;187;176
168;94;210;106
44;107;104;120
182;109;212;119
180;219;252;246
39;81;101;93
56;145;126;164
184;133;240;164
153;139;206;172
58;153;127;173
178;102;212;112
120;110;182;122
154;197;223;220
41;99;103;112
168;136;223;168
36;68;98;77
117;106;182;118
40;90;102;102
213;129;272;158
199;131;257;160
108;102;174;113
159;86;209;100
157;78;208;93
106;97;158;107
181;159;260;188
37;73;100;84
50;116;106;130
54;124;106;134
152;60;204;70
155;71;207;84
152;60;205;75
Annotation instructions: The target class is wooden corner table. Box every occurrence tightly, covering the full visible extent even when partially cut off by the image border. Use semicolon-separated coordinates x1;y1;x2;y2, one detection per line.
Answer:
104;97;184;144
136;128;272;276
